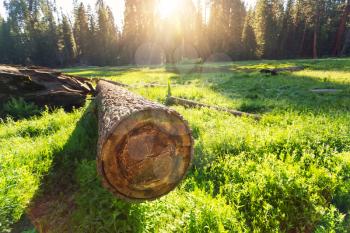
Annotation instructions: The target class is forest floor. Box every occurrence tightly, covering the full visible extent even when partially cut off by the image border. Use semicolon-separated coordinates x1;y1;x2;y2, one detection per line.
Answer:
1;58;350;233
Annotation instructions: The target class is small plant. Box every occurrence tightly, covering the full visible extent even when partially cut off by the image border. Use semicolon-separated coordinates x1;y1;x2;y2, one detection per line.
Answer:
1;98;41;120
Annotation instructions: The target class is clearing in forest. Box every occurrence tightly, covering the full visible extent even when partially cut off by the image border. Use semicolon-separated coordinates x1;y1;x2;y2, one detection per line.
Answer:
1;58;350;232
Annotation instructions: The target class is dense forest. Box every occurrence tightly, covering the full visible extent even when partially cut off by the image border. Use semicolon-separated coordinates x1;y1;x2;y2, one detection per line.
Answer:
0;0;350;67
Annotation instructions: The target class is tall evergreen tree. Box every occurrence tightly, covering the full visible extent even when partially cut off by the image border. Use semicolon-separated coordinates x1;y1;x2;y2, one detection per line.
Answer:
242;10;257;59
0;15;3;61
122;0;139;63
4;0;31;64
73;3;90;64
254;0;284;58
96;0;119;65
32;0;59;66
60;15;77;65
279;0;295;57
227;0;246;59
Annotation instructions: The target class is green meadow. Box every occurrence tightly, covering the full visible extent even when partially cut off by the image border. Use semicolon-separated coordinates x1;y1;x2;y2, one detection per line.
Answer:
1;58;350;232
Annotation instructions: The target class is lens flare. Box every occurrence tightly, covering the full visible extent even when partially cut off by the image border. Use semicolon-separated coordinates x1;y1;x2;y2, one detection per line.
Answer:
157;0;180;19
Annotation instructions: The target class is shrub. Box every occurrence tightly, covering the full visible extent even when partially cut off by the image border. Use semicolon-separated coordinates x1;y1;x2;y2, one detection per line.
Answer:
1;98;41;120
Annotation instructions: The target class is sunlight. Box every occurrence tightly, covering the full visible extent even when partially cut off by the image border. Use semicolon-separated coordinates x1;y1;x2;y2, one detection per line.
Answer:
157;0;180;19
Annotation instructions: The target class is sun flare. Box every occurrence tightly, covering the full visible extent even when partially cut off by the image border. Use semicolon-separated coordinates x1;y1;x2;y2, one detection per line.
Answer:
157;0;180;19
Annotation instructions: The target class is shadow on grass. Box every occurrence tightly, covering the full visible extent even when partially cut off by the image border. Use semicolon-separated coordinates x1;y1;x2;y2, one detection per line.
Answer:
63;65;170;79
170;67;350;114
13;103;143;232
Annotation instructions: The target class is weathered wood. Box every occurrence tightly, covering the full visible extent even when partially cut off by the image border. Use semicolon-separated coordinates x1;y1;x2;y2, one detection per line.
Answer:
96;81;193;201
311;88;342;93
0;65;94;109
260;66;304;75
332;0;350;56
167;96;261;120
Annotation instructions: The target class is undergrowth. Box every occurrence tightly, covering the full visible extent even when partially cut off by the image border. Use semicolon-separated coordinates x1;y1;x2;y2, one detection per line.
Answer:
1;58;350;232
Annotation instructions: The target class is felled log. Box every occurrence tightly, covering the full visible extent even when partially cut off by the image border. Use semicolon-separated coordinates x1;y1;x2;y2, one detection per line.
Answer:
167;96;261;120
260;66;304;75
0;65;94;109
96;81;193;201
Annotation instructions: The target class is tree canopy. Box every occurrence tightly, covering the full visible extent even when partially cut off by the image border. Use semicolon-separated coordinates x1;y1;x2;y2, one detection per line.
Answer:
0;0;349;66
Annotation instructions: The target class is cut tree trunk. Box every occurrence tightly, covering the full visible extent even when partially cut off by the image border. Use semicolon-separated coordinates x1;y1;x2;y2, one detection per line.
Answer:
0;65;94;110
96;80;193;201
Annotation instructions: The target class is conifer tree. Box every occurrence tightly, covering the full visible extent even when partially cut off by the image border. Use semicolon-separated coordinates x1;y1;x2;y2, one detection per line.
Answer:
74;3;90;64
60;15;77;65
242;10;257;59
0;15;3;61
227;0;246;59
96;0;119;65
255;0;284;58
122;0;138;63
278;0;295;57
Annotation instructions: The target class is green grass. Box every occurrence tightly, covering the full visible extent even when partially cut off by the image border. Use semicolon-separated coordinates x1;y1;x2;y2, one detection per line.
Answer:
1;58;350;232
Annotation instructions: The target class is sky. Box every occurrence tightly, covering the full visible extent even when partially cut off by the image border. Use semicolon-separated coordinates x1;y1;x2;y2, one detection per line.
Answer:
0;0;256;27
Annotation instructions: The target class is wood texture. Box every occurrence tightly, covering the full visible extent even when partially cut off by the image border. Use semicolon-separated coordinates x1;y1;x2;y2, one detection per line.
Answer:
0;65;94;109
96;81;193;201
260;66;304;75
167;96;261;120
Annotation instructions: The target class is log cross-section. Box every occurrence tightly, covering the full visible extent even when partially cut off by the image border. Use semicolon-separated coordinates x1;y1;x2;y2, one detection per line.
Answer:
96;81;193;201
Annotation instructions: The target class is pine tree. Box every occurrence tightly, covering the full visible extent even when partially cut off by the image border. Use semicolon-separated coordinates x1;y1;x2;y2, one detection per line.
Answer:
242;10;257;59
122;0;139;63
0;15;3;61
4;0;31;64
194;0;210;59
87;4;97;64
278;0;294;57
0;18;12;63
96;0;119;65
74;3;90;64
208;0;226;53
60;15;77;65
254;0;284;58
32;0;59;66
227;0;246;59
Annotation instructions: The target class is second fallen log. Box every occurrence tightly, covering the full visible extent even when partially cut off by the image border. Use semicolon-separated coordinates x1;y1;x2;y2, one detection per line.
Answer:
96;81;193;201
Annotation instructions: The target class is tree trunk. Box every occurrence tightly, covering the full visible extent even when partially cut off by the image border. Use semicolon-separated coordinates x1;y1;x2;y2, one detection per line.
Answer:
96;80;193;201
313;22;319;59
0;65;94;110
332;1;350;56
341;29;350;55
313;7;320;59
299;24;307;57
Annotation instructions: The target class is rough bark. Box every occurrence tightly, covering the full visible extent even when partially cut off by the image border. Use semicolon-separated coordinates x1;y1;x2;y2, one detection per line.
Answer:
260;66;304;75
333;0;350;56
299;25;307;57
313;23;318;59
96;81;193;201
341;29;350;55
167;96;261;120
0;65;94;109
313;7;320;59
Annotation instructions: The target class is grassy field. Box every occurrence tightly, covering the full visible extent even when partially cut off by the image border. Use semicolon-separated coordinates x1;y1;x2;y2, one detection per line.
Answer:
1;58;350;232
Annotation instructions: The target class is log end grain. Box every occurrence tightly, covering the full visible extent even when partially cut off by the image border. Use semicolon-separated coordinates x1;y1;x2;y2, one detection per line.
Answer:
96;81;193;201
